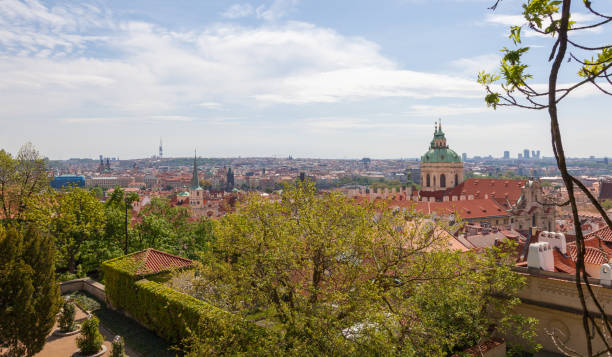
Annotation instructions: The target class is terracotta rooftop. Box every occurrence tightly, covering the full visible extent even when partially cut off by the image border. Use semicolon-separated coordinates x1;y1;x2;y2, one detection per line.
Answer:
586;225;612;242
130;248;194;275
420;178;526;208
567;245;608;265
393;198;510;220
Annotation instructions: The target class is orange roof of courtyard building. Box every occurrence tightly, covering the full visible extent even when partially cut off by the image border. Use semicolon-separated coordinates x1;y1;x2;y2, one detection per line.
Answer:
391;198;510;220
420;178;527;208
129;248;194;275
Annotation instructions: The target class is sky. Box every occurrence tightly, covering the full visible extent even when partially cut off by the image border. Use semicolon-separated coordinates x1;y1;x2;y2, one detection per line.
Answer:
0;0;610;160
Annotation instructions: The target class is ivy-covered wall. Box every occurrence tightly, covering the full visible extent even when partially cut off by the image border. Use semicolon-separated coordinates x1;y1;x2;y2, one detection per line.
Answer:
101;254;228;345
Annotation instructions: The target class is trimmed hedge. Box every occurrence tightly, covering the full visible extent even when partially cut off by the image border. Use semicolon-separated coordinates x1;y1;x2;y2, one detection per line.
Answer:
102;253;229;345
131;280;228;344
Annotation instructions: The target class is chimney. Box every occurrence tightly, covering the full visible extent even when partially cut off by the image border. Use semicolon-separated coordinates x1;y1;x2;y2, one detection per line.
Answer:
539;231;567;254
601;263;612;287
527;242;554;272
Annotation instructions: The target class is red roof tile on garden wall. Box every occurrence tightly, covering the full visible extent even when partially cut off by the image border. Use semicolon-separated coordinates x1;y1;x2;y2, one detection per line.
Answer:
130;248;194;275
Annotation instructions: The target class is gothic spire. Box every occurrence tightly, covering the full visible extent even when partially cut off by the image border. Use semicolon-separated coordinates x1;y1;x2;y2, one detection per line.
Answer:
191;149;200;189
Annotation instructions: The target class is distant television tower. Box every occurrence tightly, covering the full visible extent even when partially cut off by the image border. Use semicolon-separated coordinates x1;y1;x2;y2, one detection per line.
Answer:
159;138;163;159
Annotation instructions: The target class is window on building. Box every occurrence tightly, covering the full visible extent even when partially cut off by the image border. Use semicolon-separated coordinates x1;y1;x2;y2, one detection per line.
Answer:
433;176;436;187
455;174;459;187
440;174;446;188
532;215;536;227
426;174;430;187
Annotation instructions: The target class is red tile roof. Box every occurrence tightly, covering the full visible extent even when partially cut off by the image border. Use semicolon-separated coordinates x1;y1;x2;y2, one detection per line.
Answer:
421;178;526;208
552;249;576;275
393;198;510;220
586;225;612;242
130;248;194;275
567;245;608;265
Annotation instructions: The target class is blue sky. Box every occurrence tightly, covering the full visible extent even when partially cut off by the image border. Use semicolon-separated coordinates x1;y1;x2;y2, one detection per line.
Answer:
0;0;610;159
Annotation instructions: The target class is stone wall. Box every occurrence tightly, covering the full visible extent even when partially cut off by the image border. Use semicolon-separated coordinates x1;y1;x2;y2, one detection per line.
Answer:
512;267;612;354
59;278;107;306
420;162;464;192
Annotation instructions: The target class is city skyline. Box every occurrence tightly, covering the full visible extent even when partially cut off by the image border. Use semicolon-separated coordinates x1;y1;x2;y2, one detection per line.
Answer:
1;0;611;159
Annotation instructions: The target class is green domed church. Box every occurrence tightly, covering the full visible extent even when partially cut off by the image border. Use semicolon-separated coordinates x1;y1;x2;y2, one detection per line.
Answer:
420;120;464;192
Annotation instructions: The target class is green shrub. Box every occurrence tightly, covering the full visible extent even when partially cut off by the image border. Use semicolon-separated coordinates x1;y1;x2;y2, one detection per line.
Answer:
111;335;125;357
58;300;76;332
77;316;103;355
69;291;102;312
102;253;230;345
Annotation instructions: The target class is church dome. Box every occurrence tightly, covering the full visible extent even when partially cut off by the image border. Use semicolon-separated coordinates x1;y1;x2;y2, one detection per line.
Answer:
420;121;461;163
421;147;461;163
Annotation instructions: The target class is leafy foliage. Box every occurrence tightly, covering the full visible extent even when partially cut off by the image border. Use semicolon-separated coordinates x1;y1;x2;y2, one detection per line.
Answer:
478;0;612;110
59;300;77;332
27;187;107;273
77;316;104;356
0;143;48;220
102;255;228;346
0;224;61;357
187;181;536;355
479;1;612;354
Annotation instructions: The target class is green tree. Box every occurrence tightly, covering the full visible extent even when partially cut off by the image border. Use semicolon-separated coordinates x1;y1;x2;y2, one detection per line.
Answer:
0;224;61;356
189;181;535;355
134;197;215;259
90;186;104;200
27;187;106;273
0;143;48;221
478;1;611;354
76;316;103;355
123;192;139;254
104;188;139;254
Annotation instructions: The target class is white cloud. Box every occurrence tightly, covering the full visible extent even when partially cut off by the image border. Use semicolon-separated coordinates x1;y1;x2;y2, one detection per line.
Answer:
60;115;196;123
0;0;603;129
303;117;432;130
221;4;254;19
256;0;299;21
450;54;500;75
0;0;112;57
199;102;222;109
485;12;602;37
405;105;489;117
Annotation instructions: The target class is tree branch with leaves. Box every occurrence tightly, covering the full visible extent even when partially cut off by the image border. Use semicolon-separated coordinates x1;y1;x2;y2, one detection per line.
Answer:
478;1;612;355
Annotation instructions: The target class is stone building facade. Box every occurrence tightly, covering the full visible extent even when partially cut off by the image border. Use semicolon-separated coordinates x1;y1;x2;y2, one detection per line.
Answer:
420;121;464;192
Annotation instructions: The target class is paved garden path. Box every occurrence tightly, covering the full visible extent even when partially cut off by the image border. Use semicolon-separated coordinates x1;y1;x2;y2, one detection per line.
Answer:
35;306;139;357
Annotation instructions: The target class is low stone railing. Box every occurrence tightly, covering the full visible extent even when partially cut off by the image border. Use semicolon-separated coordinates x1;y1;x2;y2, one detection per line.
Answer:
59;278;107;305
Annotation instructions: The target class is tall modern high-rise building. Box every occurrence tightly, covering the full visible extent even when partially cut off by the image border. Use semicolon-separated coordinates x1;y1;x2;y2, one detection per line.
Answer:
503;151;510;159
461;153;467;161
536;150;541;159
523;149;530;159
518;153;523;160
159;138;163;159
